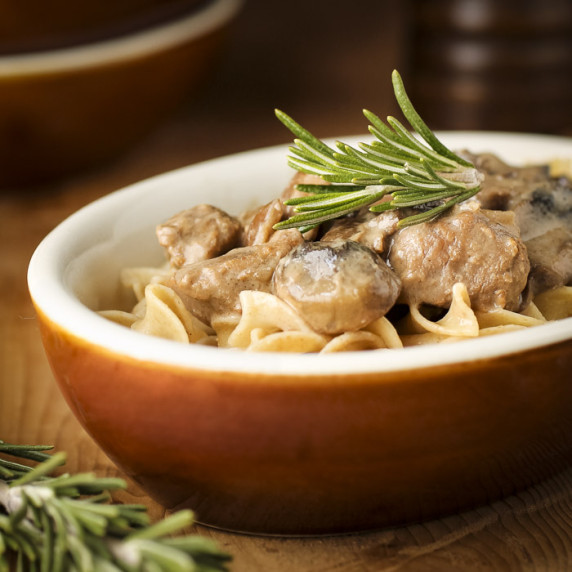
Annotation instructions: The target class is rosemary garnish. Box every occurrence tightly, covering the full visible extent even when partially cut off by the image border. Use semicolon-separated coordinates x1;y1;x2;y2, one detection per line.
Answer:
0;439;231;572
274;70;482;232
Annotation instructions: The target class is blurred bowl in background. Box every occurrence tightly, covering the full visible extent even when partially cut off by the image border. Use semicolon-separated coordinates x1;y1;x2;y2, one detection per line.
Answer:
0;0;242;188
0;0;209;54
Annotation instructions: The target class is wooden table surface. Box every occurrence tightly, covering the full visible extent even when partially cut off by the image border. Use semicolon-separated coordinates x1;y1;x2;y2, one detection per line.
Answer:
2;1;572;569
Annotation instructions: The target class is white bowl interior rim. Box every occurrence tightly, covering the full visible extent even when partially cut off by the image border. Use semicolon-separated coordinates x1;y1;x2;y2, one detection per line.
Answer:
28;132;572;377
0;0;242;76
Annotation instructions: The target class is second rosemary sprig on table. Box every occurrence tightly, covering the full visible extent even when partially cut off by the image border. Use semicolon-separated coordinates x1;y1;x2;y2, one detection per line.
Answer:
274;69;483;233
0;440;231;572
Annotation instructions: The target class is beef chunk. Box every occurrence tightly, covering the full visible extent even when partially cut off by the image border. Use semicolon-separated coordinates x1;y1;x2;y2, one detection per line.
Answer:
157;204;241;269
467;152;550;211
525;228;572;295
241;199;285;246
388;203;530;311
469;152;572;295
169;230;303;324
321;209;401;257
280;172;327;218
510;180;572;294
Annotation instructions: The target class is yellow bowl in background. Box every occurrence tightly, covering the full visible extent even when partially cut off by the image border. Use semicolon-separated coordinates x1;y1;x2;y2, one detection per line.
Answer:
0;0;242;188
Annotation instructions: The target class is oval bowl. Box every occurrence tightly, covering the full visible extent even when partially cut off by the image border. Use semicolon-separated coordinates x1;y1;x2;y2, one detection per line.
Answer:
28;132;572;535
0;0;242;187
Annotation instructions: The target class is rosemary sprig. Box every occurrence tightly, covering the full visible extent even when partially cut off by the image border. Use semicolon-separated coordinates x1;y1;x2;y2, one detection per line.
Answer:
0;439;231;572
274;70;483;232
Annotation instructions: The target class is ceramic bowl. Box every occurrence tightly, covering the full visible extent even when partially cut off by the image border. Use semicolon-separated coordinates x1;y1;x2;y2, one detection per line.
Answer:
28;132;572;535
0;0;242;188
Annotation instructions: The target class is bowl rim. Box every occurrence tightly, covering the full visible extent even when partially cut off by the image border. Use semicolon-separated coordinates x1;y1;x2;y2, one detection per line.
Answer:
28;131;572;378
0;0;242;77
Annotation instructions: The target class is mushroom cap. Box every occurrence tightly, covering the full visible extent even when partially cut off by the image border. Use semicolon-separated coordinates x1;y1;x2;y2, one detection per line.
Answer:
273;239;401;335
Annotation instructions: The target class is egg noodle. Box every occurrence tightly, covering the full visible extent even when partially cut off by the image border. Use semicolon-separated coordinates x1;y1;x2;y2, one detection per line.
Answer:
100;269;572;352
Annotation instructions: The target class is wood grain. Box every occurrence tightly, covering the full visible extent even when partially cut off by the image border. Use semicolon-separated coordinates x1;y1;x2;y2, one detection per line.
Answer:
2;1;572;569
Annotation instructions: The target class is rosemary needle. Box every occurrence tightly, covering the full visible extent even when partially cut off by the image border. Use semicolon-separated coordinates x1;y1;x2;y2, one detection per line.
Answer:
274;70;483;232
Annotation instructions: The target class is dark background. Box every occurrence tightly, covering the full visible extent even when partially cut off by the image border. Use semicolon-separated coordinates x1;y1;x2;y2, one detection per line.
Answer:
143;0;410;171
125;0;572;181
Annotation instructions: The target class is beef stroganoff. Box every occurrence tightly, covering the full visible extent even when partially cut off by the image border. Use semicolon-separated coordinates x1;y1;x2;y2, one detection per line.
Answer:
100;154;572;353
101;72;572;352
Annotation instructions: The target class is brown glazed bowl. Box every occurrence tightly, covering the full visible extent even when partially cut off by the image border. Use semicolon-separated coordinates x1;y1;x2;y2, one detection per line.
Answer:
28;133;572;535
0;0;242;188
